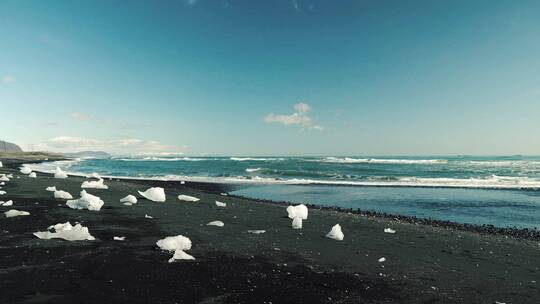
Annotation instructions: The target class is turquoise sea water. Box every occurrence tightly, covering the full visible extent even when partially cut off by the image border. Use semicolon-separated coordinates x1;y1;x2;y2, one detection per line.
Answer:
28;156;540;228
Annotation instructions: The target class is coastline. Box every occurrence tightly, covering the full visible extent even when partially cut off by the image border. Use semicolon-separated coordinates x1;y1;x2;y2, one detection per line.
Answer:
1;158;539;303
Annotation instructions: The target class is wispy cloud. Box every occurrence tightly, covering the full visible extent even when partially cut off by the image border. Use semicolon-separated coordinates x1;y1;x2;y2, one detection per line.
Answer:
45;136;186;155
264;102;323;131
185;0;200;5
1;75;16;84
69;112;98;122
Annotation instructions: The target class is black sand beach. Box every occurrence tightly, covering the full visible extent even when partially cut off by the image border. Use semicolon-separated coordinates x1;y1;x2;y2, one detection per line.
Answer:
1;158;539;303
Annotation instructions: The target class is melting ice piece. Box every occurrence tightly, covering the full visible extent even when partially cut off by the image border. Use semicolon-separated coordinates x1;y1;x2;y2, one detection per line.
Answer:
215;201;226;207
66;190;104;211
0;181;4;185
177;195;200;202
168;249;195;262
120;195;137;204
180;181;185;185
145;214;153;219
0;175;9;182
4;209;30;218
88;172;101;179
247;230;266;234
33;222;95;241
46;186;57;192
378;257;386;263
384;228;396;234
113;236;126;241
287;204;308;220
207;220;224;227
54;190;73;200
123;202;133;206
20;166;32;174
54;167;68;179
0;161;2;167
1;200;13;206
81;179;108;189
220;193;228;196
292;217;303;229
326;224;344;241
0;190;6;195
29;172;37;178
138;187;166;202
156;235;194;262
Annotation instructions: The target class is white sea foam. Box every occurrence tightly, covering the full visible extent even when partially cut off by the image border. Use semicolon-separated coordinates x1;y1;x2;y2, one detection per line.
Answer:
321;157;448;165
230;157;285;161
246;168;262;173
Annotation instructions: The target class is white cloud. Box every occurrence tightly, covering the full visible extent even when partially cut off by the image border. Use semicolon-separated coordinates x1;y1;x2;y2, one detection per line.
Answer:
264;102;323;131
44;136;185;155
1;75;15;84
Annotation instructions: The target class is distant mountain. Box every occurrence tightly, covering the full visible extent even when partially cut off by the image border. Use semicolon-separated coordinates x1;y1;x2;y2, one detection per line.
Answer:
0;140;23;152
63;151;111;159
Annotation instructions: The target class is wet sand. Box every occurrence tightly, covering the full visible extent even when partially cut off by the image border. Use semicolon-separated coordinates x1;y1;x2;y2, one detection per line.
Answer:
1;159;539;303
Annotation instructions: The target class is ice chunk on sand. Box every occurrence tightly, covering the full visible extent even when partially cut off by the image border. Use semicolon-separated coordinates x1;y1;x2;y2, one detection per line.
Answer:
54;190;73;200
81;178;108;189
54;167;68;179
207;220;224;227
0;175;9;182
180;181;185;184
46;186;57;192
156;235;194;262
287;204;308;220
120;195;137;204
66;190;104;211
0;181;4;185
326;224;344;241
5;209;30;218
123;202;133;206
29;172;37;178
1;200;13;206
247;230;266;234
113;236;126;241
378;257;386;263
292;217;303;229
20;166;32;174
0;190;6;195
138;187;166;202
177;194;200;202
0;161;2;167
88;172;101;179
220;193;228;196
145;214;153;219
168;249;195;262
33;222;95;241
215;200;226;207
384;228;396;234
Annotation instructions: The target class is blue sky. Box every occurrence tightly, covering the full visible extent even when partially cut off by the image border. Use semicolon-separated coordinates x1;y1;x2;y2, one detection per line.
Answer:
1;0;539;156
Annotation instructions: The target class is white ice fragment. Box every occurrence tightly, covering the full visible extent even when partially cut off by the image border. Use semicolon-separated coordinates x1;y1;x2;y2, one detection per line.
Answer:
180;181;185;184
46;186;57;192
54;190;73;200
33;222;95;241
81;178;108;189
145;214;153;219
292;217;303;229
54;167;68;179
113;236;126;241
0;161;2;167
138;187;166;202
120;195;137;204
177;194;200;202
0;175;9;182
29;172;37;178
286;204;308;220
384;228;396;234
66;190;104;211
4;209;30;217
247;230;266;234
220;193;228;196
20;166;32;174
123;202;133;206
378;257;386;263
326;224;344;241
1;200;13;206
207;220;224;227
168;249;195;262
0;181;4;185
157;235;192;252
215;200;226;207
0;190;6;195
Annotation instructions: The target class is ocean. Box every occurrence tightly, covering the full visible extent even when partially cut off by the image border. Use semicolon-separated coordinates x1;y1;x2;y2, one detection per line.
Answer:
27;156;540;229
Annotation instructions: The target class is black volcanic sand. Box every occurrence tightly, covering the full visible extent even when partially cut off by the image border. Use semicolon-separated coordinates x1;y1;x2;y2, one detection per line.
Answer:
0;162;539;303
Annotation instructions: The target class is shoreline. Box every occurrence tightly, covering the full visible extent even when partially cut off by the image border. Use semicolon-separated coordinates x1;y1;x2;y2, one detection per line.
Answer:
18;158;540;241
1;157;539;303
